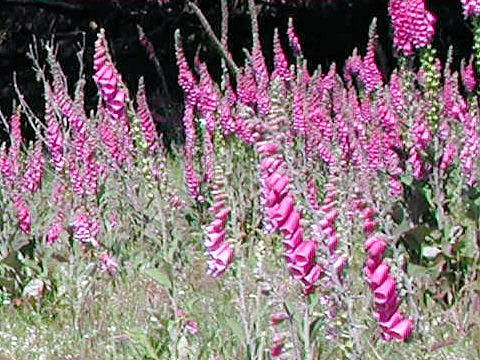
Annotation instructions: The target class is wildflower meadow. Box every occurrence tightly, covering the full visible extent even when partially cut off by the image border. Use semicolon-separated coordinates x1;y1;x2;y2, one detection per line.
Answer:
0;0;479;359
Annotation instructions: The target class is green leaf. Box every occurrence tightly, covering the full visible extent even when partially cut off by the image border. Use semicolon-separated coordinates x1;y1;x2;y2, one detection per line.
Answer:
146;268;172;291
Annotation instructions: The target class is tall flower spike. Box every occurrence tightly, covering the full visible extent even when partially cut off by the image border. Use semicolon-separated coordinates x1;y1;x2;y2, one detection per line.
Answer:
22;140;45;194
93;28;127;121
360;18;383;94
357;196;414;341
461;0;480;18
45;97;64;172
287;18;303;56
272;28;292;82
14;194;31;234
389;0;436;55
136;77;159;153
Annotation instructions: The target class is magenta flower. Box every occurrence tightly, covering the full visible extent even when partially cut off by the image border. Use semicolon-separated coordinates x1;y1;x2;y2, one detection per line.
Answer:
22;140;45;194
272;28;292;82
46;211;64;244
185;320;199;335
461;57;476;92
45;99;64;172
73;211;98;247
359;26;383;94
136;77;159;153
93;29;127;121
99;252;119;275
358;198;414;342
287;18;302;56
14;194;31;234
389;0;436;55
461;0;480;18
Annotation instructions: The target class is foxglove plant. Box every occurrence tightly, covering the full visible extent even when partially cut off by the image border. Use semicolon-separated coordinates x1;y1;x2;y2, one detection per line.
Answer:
389;0;436;55
461;0;480;18
93;29;127;122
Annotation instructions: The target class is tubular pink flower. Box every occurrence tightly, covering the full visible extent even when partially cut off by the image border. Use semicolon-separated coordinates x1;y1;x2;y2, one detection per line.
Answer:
237;66;257;106
46;211;65;244
14;194;31;234
440;142;457;170
461;0;480;18
73;211;99;247
293;83;306;135
93;29;127;121
412;114;432;150
360;27;383;94
287;18;302;56
389;72;406;115
8;112;22;178
272;28;292;82
45;100;64;172
22;140;45;194
100;252;119;275
389;0;436;55
197;63;219;133
257;141;322;293
0;145;14;184
136;77;159;153
461;57;476;92
356;197;414;342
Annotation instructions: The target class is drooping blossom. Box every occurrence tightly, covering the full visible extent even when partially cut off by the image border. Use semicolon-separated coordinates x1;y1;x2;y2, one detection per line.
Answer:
185;320;199;335
46;211;65;244
204;162;234;277
355;195;414;341
73;211;99;247
440;142;457;171
257;141;322;295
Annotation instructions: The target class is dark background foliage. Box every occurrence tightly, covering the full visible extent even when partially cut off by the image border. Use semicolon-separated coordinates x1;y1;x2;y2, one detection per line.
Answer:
0;0;472;142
